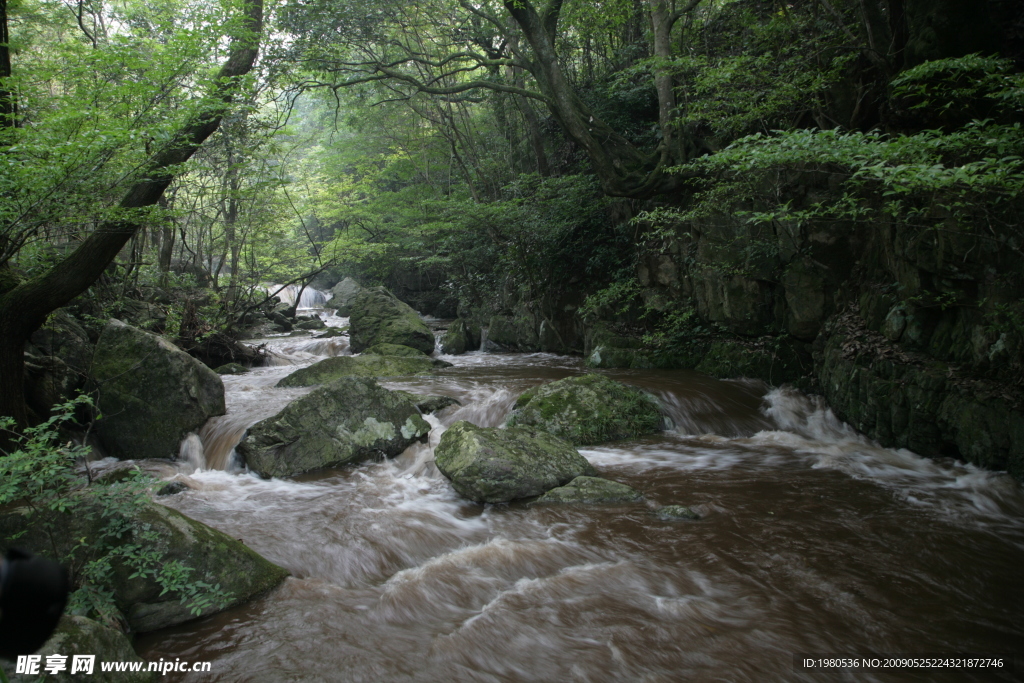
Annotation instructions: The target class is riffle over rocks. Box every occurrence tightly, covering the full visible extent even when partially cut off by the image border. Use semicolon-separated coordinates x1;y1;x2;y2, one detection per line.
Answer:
348;286;436;354
815;313;1024;481
434;421;596;503
89;319;225;460
507;374;664;445
239;377;431;477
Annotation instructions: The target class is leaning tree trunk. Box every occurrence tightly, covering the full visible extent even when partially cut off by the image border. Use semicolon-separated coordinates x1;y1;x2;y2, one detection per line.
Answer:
504;0;680;198
0;0;263;435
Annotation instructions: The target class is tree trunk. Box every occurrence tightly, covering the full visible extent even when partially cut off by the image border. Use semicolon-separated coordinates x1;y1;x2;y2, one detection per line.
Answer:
0;0;263;434
0;0;15;127
504;0;679;198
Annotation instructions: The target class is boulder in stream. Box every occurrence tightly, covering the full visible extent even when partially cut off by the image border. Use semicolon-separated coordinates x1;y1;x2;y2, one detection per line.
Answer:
348;286;436;354
434;421;596;503
655;505;701;520
328;277;362;315
1;615;154;682
506;374;663;446
276;354;446;387
239;376;431;477
535;476;643;504
0;501;289;634
90;319;226;460
440;318;481;355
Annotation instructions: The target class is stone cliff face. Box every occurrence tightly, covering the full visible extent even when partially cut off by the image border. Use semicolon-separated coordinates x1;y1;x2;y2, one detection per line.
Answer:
627;173;1024;480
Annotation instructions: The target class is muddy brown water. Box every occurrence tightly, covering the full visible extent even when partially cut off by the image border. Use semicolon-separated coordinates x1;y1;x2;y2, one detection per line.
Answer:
137;323;1024;682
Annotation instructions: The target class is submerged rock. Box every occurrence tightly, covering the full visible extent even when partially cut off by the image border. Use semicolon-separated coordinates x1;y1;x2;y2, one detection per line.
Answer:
327;277;362;315
411;394;462;414
276;354;442;387
90;320;225;460
434;421;596;503
348;286;435;354
0;501;288;634
655;505;701;520
506;374;663;446
535;476;643;504
215;362;249;375
1;615;154;682
239;377;431;477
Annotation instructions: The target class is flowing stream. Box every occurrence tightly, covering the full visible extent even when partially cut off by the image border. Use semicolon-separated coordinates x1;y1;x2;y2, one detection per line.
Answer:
137;311;1024;682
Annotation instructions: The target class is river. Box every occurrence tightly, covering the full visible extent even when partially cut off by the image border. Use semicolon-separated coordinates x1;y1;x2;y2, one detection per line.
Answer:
136;313;1024;682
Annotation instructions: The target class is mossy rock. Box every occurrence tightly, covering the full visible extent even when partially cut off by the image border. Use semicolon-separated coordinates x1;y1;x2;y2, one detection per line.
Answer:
89;320;225;461
276;354;442;387
506;374;664;446
239;377;431;477
215;362;249;375
1;615;154;682
535;476;643;504
434;421;596;503
348;286;435;354
295;318;326;330
361;343;429;357
0;502;288;634
441;319;480;355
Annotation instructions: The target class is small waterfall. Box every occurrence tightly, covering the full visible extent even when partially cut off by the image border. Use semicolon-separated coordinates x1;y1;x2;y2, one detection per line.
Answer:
178;432;206;471
265;284;329;309
479;326;489;352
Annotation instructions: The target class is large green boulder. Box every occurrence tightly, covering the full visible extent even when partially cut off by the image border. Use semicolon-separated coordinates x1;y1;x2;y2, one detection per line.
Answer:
0;501;288;633
434;421;596;503
535;476;643;504
1;615;154;682
90;320;225;460
348;286;435;354
506;374;663;445
327;277;362;315
276;354;443;387
239;377;431;477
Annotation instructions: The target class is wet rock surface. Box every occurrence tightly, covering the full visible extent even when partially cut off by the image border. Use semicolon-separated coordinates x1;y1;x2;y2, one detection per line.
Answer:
507;373;663;446
89;320;225;460
276;355;443;387
239;377;431;477
434;421;596;503
348;287;435;354
535;476;643;504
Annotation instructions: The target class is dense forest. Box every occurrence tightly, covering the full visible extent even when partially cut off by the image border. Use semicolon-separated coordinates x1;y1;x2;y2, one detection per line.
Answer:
2;0;1023;679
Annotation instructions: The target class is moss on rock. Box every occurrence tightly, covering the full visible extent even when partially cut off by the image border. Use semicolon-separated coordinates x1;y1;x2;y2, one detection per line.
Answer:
434;421;596;503
89;320;225;460
361;343;428;357
535;476;643;504
1;615;154;682
0;501;288;634
348;286;435;354
276;354;442;387
239;376;431;477
506;374;663;445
